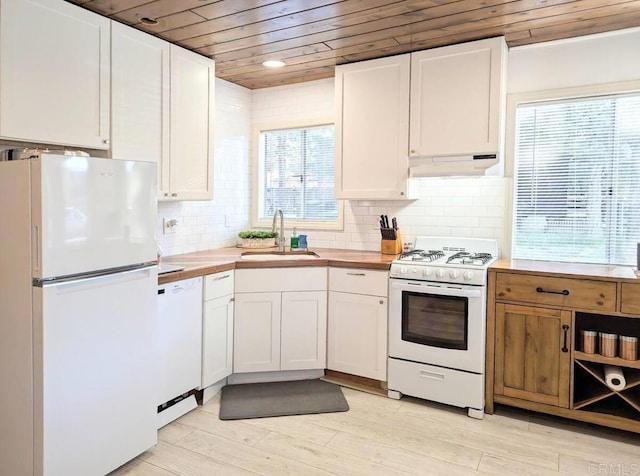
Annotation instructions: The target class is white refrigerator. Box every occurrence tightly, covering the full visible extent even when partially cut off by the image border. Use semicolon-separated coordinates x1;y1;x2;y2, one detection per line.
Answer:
0;153;159;476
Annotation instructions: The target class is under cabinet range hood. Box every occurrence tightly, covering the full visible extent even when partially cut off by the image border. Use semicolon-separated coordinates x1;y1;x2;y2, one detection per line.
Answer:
408;154;499;178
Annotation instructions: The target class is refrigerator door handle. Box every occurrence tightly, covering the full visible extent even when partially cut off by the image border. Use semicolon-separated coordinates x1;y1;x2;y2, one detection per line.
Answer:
40;264;156;289
33;225;40;272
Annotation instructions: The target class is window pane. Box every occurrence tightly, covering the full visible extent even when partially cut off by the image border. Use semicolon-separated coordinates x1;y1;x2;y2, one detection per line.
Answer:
259;124;337;221
513;94;640;266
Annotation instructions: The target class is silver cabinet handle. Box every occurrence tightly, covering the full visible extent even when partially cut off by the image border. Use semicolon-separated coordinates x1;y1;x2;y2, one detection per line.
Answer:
346;272;366;276
379;300;384;305
171;193;177;197
229;297;235;302
103;139;110;144
163;192;169;197
213;274;230;281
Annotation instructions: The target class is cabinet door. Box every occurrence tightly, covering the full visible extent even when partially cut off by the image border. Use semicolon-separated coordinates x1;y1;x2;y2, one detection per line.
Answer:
410;37;505;157
0;0;110;149
111;22;170;196
169;46;214;200
202;295;234;387
281;291;327;371
494;303;571;408
327;291;387;380
233;293;281;373
335;55;411;199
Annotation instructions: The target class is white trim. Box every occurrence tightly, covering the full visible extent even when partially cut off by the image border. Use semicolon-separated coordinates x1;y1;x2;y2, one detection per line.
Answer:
250;118;344;231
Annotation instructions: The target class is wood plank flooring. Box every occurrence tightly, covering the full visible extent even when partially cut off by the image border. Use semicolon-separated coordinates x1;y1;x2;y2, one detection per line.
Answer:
111;387;640;475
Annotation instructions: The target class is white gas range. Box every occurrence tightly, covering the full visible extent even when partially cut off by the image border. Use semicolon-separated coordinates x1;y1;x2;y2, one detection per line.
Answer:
387;236;498;419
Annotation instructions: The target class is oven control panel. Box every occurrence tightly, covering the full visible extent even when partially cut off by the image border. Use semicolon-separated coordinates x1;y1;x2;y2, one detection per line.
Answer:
390;264;486;286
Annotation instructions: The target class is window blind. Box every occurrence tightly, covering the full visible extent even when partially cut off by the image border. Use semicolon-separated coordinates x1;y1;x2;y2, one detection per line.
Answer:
258;124;338;222
513;93;640;266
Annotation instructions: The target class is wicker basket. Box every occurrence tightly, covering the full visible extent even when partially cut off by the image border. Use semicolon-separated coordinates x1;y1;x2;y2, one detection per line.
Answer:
238;237;277;249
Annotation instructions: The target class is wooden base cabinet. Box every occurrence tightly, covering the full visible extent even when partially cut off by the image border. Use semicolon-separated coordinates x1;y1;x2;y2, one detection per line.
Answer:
487;264;640;433
494;303;571;408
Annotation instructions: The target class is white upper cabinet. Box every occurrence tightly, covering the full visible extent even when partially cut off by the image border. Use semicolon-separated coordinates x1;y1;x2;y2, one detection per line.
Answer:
169;45;215;201
335;37;507;195
0;0;110;149
111;22;169;194
409;37;507;158
335;55;413;200
111;27;214;201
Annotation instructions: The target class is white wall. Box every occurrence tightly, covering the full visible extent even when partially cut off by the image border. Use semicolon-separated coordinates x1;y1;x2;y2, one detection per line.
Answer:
508;27;640;94
158;78;251;256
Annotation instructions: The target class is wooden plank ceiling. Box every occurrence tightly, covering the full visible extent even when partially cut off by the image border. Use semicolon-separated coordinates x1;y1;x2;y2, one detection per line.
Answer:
69;0;640;89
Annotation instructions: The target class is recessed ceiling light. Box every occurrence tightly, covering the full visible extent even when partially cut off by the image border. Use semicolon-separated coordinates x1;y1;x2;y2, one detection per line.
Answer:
139;17;159;26
262;60;286;68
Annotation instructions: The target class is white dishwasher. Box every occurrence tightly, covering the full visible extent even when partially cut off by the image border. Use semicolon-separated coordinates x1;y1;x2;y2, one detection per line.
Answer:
157;276;203;428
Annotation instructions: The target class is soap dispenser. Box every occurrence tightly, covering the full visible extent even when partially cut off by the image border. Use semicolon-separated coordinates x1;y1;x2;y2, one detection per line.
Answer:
290;227;299;249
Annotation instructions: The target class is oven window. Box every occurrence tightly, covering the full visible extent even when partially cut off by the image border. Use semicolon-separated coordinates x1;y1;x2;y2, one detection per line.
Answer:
401;291;468;350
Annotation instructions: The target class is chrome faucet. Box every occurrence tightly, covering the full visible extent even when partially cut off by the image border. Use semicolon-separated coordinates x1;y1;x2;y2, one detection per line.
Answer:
272;209;286;251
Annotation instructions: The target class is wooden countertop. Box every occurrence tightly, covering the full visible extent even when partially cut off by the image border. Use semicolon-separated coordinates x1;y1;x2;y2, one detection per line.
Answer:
158;247;398;284
490;258;638;282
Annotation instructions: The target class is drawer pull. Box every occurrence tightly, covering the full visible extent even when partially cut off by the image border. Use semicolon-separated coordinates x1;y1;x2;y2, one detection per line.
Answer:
213;274;231;281
419;370;445;381
562;324;569;353
346;272;366;276
536;287;569;296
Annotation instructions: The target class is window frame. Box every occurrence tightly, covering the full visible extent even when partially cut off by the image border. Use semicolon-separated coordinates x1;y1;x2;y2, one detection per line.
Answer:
504;79;640;261
251;118;344;231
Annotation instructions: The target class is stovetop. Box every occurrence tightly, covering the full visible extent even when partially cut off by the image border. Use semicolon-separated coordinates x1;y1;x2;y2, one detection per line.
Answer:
390;236;499;286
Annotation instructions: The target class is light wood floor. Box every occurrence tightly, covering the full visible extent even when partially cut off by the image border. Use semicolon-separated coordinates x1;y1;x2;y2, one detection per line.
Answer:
111;387;640;475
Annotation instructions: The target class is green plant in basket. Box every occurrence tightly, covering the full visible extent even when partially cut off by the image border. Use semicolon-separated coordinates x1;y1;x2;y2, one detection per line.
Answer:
238;230;278;239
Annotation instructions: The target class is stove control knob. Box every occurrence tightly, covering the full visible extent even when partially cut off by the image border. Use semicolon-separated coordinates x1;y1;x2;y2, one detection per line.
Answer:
449;270;459;279
435;268;446;278
422;268;433;277
399;265;408;275
463;270;474;281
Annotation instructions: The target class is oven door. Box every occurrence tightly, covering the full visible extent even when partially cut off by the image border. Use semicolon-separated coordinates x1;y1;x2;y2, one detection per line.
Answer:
388;278;486;374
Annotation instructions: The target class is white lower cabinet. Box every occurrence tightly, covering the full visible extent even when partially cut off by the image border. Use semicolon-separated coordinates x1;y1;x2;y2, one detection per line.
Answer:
201;270;234;388
233;292;281;373
234;268;327;374
281;291;327;370
327;268;388;381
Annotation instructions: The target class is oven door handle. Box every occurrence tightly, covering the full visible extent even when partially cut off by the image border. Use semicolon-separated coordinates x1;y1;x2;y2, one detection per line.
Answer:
390;280;483;299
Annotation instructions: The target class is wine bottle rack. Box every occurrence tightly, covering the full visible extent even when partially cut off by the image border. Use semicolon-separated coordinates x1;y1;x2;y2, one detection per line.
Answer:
573;359;640;420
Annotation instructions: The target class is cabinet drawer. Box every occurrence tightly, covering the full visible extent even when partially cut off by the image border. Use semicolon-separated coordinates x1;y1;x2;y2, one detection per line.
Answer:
621;283;640;315
495;273;616;312
204;270;234;301
235;268;327;293
329;268;388;297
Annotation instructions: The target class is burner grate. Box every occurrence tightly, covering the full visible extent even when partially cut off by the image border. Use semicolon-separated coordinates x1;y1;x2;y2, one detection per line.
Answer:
399;249;445;262
446;252;493;266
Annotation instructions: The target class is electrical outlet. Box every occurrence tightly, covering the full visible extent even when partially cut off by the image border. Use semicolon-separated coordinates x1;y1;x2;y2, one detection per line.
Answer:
163;217;178;234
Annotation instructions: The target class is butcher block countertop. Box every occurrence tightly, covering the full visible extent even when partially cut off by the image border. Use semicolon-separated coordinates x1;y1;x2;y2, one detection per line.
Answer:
490;258;638;282
158;247;398;284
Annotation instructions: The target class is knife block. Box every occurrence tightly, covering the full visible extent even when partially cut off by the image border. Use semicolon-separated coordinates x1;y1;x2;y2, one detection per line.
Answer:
381;229;402;255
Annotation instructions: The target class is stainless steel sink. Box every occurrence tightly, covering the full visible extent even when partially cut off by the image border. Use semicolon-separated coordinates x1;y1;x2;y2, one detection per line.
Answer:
239;251;320;260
